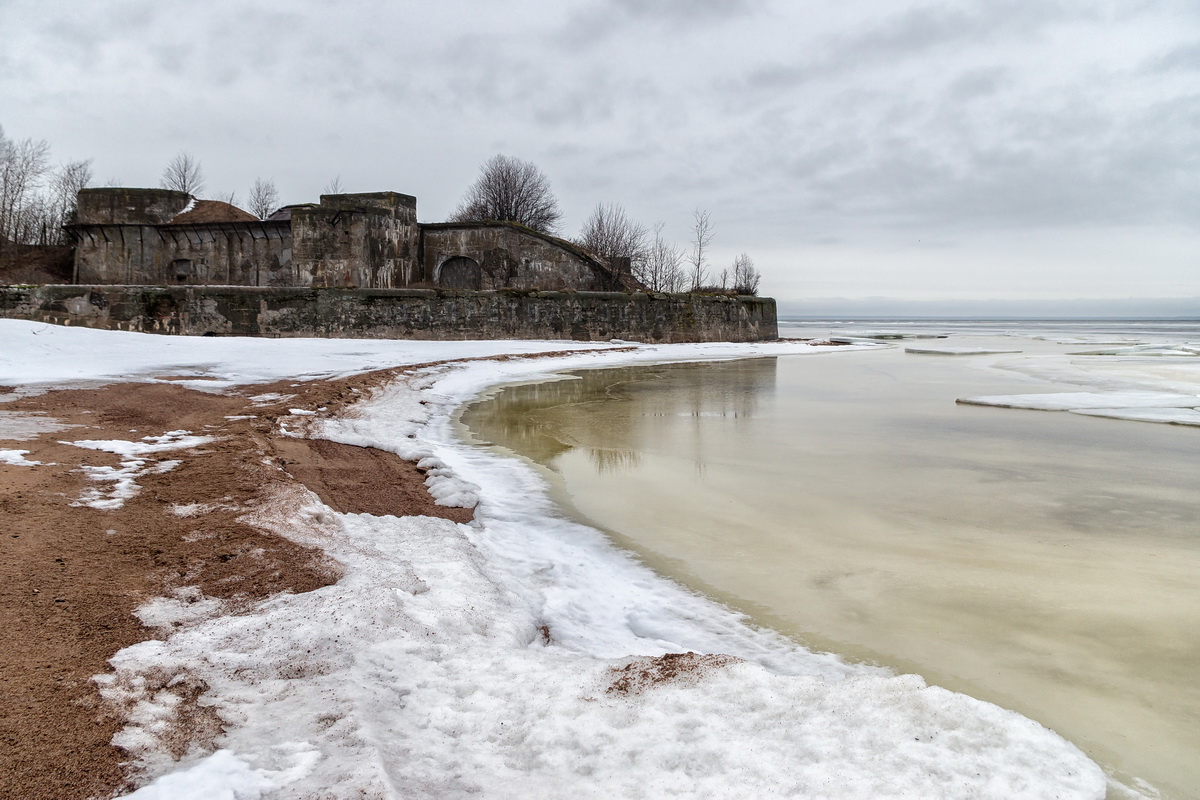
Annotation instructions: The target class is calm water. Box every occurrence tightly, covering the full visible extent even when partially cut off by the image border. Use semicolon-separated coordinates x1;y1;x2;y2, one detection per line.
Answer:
461;322;1200;799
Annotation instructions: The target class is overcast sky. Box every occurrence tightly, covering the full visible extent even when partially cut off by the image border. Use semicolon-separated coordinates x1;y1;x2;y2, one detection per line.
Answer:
2;0;1197;314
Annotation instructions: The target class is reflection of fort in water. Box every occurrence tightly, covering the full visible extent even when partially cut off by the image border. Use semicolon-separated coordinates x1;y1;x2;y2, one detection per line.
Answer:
463;358;779;477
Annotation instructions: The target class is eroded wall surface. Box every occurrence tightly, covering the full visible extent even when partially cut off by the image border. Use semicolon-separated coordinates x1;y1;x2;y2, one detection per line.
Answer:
0;285;778;343
72;224;293;286
421;223;616;291
292;193;419;289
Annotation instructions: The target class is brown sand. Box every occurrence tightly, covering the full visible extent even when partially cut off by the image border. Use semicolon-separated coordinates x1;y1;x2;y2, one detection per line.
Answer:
0;368;470;800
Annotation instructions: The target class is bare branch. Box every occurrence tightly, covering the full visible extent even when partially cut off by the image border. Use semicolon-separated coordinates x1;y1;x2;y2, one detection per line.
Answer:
576;202;648;270
688;209;714;291
450;154;562;234
731;252;761;295
160;152;205;196
639;222;686;292
248;177;280;220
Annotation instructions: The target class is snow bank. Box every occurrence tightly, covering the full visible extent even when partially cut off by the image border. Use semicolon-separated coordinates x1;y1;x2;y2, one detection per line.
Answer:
0;321;1104;797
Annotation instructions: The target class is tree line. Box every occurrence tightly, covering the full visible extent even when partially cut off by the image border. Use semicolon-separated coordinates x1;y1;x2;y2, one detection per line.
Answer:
2;126;761;294
451;154;761;295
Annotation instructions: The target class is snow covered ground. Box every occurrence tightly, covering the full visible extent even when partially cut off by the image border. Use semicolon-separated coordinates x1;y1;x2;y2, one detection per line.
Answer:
0;320;1106;799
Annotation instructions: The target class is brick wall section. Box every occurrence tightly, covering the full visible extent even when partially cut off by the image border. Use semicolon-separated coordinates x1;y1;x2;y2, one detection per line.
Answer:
0;285;778;343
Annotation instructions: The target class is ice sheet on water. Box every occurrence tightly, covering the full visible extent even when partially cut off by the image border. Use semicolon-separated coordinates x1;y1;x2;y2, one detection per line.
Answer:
1071;407;1200;426
958;391;1200;411
905;346;1023;355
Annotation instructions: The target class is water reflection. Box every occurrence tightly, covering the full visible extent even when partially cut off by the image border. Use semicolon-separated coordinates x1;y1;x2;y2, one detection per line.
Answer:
465;348;1200;799
464;358;778;477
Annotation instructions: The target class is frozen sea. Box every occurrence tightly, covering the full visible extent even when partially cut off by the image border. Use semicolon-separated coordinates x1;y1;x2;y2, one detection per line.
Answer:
462;318;1200;800
0;319;1143;798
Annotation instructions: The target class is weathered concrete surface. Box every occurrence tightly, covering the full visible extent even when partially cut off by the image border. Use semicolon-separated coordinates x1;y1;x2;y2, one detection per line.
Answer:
291;192;419;289
421;222;622;291
0;285;778;343
72;221;293;286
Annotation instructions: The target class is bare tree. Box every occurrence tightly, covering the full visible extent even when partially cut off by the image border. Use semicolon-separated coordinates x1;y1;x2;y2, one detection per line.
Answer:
43;159;93;243
577;202;648;271
323;175;343;195
731;253;761;295
0;128;51;249
214;190;238;206
688;208;714;291
161;152;205;196
639;222;686;292
248;177;280;219
451;154;562;234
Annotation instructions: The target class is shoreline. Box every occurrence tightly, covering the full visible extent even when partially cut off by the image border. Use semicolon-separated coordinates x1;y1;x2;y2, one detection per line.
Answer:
0;321;1107;798
0;368;476;798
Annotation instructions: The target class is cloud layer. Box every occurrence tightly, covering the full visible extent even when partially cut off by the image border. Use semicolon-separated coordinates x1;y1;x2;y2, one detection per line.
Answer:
2;0;1197;306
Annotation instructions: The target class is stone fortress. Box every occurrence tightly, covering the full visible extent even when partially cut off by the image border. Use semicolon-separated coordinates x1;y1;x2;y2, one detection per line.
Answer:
1;187;777;343
69;188;634;293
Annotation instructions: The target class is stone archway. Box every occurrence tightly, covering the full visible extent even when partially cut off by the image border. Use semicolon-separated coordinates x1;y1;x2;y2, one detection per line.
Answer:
437;256;482;290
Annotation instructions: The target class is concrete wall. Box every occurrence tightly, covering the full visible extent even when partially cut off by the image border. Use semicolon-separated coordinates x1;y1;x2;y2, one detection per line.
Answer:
421;223;616;291
292;193;419;289
75;188;192;225
72;223;292;286
0;285;778;343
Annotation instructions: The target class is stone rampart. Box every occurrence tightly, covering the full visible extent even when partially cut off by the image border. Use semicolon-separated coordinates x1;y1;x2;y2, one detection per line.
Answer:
0;285;778;343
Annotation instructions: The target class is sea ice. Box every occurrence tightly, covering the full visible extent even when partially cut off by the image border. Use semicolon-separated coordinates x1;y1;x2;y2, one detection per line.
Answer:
905;347;1022;355
0;321;1105;797
957;391;1200;411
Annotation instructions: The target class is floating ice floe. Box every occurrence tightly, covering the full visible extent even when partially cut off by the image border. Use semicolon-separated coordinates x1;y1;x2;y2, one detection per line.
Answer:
957;391;1200;427
1070;343;1200;357
905;347;1023;355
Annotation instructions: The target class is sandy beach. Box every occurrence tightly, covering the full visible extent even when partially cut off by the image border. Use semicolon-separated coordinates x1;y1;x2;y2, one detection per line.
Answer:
0;321;1107;800
0;369;480;798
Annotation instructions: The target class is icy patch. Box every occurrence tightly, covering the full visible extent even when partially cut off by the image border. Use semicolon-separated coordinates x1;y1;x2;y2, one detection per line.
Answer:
958;391;1200;412
67;430;216;456
0;448;45;466
905;347;1022;355
1071;343;1200;357
170;501;237;518
135;587;226;631
102;496;1103;799
1071;407;1200;426
120;745;319;799
0;410;77;440
248;393;293;406
287;408;316;416
65;431;216;509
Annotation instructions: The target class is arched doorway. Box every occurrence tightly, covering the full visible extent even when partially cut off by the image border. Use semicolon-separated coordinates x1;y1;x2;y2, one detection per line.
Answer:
437;256;482;290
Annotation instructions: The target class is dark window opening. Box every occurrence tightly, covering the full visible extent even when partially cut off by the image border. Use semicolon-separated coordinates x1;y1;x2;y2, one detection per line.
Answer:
171;258;193;283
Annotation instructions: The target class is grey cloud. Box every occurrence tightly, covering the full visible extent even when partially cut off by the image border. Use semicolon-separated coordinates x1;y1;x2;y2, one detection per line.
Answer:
1143;41;1200;73
556;0;763;47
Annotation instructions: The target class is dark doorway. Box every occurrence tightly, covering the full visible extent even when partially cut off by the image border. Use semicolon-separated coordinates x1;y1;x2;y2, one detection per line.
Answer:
438;256;482;290
170;259;193;283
